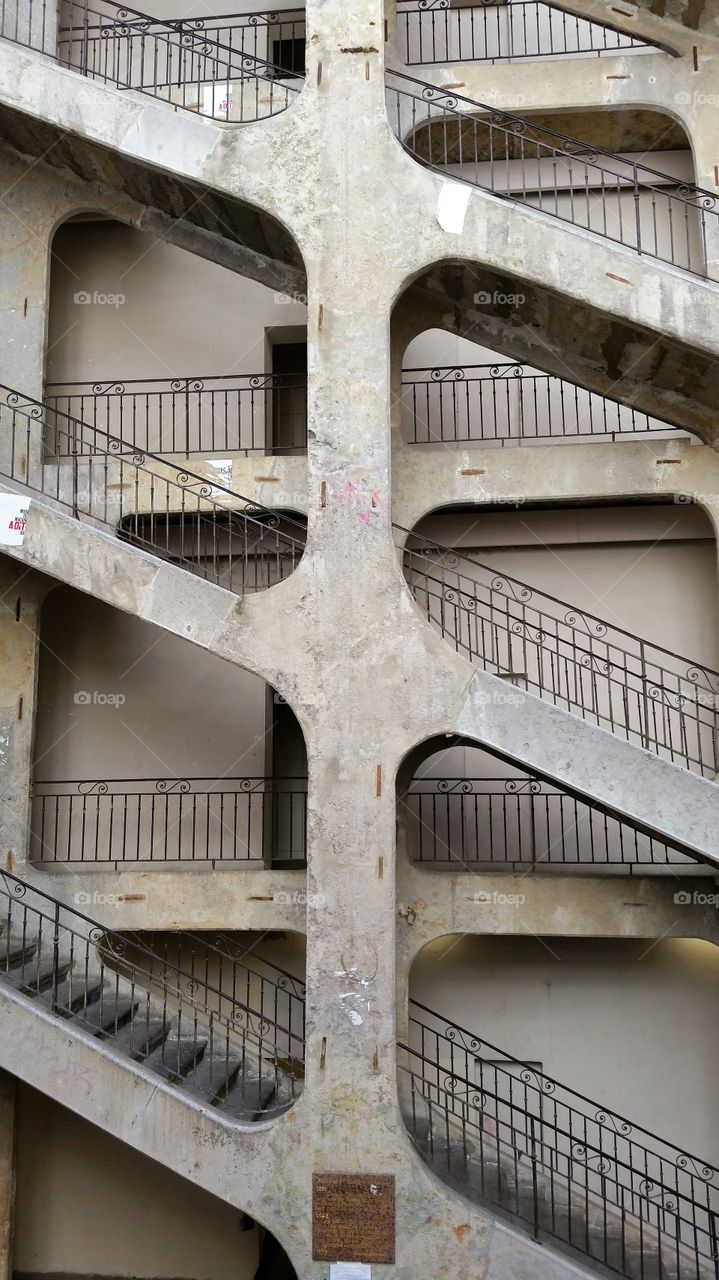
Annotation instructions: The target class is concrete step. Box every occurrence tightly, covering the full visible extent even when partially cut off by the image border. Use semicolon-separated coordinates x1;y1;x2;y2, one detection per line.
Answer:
181;1053;243;1104
112;1016;171;1060
39;968;107;1016
71;994;139;1036
0;933;38;971
144;1037;208;1082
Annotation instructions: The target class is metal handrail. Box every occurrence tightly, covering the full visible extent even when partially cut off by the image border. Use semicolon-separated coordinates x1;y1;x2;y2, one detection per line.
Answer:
395;522;719;777
0;383;307;594
386;69;718;277
1;0;304;121
404;996;718;1174
0;869;305;1052
394;0;657;64
402;774;701;869
43;372;309;458
401;362;696;445
400;1000;719;1277
30;776;309;866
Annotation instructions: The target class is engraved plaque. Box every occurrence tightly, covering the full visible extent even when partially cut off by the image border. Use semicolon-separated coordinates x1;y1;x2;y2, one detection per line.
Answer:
312;1173;395;1263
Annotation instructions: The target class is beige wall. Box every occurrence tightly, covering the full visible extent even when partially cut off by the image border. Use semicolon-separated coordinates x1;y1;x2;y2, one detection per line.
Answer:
410;935;719;1161
13;1084;261;1279
417;503;719;670
46;221;307;388
32;586;268;782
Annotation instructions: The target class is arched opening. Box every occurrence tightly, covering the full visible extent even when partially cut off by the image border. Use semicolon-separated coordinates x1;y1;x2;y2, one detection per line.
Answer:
385;81;713;275
29;585;308;870
45;215;309;461
400;933;719;1273
0;213;310;595
397;735;708;875
398;500;719;776
399;328;702;449
14;1082;299;1275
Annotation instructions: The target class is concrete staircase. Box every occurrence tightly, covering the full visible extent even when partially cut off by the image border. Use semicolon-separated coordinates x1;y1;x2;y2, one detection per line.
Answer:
0;880;302;1123
399;1004;719;1280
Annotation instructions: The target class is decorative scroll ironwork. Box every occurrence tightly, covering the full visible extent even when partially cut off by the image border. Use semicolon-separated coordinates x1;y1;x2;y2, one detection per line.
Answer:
397;522;719;778
0;868;306;1118
399;999;719;1279
386;70;717;277
31;776;308;867
403;773;702;870
395;0;656;65
401;362;697;448
0;381;307;597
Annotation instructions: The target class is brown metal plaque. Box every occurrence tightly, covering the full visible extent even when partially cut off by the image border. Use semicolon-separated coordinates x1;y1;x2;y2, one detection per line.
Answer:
312;1172;396;1263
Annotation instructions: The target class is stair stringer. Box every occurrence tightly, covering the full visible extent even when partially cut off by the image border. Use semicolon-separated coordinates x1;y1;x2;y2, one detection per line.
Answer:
0;979;609;1280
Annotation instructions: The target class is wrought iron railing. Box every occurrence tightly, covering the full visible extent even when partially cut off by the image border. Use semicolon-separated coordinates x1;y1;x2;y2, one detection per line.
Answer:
0;383;307;594
395;0;654;65
402;775;701;872
0;0;304;121
402;363;694;446
30;776;308;867
386;70;718;278
0;870;306;1114
400;1001;718;1280
44;373;308;458
397;524;719;778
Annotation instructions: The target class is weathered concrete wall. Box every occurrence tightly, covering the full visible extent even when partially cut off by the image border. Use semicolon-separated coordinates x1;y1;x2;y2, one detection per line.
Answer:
13;1084;261;1280
0;1071;13;1280
0;0;715;1277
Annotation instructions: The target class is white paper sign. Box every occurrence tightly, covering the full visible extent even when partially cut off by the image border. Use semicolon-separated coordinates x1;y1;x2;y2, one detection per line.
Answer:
0;494;29;545
208;458;233;494
437;181;472;235
330;1267;371;1280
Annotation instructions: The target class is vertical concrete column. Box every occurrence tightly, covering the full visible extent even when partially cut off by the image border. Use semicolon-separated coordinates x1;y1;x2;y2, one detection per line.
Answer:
681;63;719;283
0;1071;15;1280
0;566;47;876
0;160;62;486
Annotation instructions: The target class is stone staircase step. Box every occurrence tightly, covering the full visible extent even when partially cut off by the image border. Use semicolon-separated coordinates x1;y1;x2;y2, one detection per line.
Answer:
71;994;139;1036
48;971;106;1015
144;1037;208;1082
0;933;38;971
181;1053;243;1104
218;1071;279;1120
112;1016;171;1060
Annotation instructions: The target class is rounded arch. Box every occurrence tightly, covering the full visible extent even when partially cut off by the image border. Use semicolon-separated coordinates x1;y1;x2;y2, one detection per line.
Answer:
389;257;717;446
395;727;709;875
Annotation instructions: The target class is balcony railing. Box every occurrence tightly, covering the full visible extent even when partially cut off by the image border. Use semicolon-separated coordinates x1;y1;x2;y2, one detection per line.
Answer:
402;775;702;872
0;383;307;594
400;1001;719;1280
402;363;695;447
386;70;718;278
397;524;719;778
2;0;304;121
44;373;309;459
30;777;308;868
1;870;306;1116
395;0;654;66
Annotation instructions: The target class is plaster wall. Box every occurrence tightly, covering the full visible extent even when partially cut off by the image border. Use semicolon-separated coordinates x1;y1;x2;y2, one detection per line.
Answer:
410;935;719;1162
13;1085;262;1280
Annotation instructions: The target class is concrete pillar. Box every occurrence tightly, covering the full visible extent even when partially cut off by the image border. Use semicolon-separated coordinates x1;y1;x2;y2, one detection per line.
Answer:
0;565;47;876
0;1071;15;1280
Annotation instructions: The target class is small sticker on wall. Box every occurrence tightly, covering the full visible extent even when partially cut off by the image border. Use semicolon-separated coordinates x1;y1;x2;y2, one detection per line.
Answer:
208;459;233;494
0;495;29;545
330;1266;371;1280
